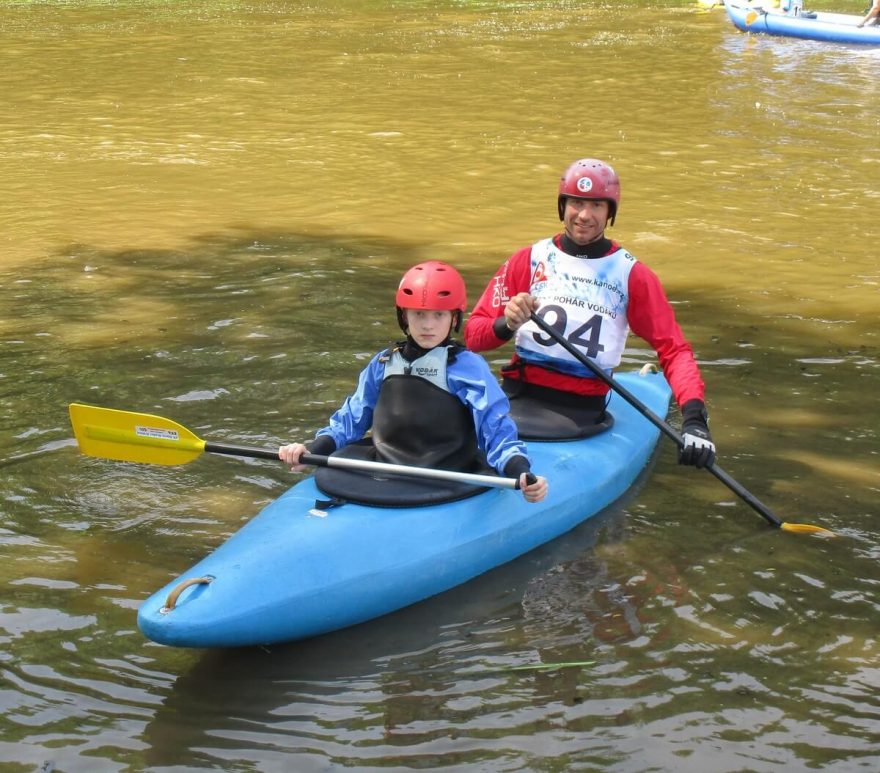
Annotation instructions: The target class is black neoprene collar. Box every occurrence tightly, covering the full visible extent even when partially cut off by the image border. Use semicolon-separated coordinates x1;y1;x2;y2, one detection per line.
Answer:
400;337;458;362
559;234;614;258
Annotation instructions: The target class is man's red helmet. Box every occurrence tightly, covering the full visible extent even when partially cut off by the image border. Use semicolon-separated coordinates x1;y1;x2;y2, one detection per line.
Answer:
396;261;467;333
557;158;621;225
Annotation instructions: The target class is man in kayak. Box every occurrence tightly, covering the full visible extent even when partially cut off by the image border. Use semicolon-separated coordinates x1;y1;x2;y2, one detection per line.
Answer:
279;261;548;502
464;158;716;469
857;1;879;27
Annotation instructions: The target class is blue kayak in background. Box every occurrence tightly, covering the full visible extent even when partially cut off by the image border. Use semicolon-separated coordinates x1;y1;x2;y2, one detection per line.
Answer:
137;369;672;648
721;1;880;45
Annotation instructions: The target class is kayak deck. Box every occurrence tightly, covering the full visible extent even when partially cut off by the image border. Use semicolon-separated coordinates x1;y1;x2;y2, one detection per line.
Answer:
137;369;672;648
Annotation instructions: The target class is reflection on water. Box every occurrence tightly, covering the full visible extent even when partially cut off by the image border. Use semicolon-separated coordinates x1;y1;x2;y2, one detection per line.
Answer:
0;1;878;771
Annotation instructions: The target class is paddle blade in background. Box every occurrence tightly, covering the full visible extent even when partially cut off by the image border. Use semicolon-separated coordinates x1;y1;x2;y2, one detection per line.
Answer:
68;404;207;465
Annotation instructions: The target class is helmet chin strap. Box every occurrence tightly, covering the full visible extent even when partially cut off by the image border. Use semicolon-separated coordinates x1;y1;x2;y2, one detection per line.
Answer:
402;333;456;362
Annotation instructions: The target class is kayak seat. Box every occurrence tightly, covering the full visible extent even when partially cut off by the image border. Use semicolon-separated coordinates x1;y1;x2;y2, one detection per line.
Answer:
314;440;493;508
509;398;615;441
500;377;614;441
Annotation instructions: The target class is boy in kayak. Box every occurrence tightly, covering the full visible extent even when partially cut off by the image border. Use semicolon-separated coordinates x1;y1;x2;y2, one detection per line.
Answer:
279;261;548;502
464;158;716;469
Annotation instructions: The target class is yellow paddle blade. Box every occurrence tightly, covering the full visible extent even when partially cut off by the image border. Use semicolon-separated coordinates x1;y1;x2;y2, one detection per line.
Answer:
68;404;206;465
781;522;836;537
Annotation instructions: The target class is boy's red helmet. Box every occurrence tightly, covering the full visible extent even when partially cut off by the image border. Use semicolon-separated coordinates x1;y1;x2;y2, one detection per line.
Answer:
396;261;467;333
396;261;467;311
557;158;621;225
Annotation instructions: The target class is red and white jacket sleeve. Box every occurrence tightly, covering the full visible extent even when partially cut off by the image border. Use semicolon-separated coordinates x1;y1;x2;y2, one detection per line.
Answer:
626;262;705;407
464;246;533;351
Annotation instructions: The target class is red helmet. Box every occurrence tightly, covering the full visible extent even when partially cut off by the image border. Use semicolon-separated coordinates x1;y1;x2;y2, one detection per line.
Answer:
396;261;467;311
557;158;621;225
396;261;467;333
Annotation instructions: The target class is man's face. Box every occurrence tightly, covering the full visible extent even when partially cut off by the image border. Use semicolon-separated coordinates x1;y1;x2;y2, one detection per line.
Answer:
562;198;610;246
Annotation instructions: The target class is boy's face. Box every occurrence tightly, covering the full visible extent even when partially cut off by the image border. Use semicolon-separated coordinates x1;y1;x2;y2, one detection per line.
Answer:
403;309;454;348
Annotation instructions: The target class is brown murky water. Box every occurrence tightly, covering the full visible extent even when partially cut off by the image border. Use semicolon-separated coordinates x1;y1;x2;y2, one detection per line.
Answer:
1;1;877;771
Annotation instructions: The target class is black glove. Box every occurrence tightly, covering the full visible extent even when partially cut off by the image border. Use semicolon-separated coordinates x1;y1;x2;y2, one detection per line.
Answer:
678;399;716;469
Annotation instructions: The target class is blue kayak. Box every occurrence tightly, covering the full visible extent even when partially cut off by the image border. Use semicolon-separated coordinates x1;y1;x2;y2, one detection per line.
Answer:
722;1;880;45
137;369;672;648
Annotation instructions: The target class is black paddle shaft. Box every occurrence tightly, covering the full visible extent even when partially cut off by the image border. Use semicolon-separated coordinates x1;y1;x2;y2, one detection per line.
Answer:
204;441;280;461
528;312;784;528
